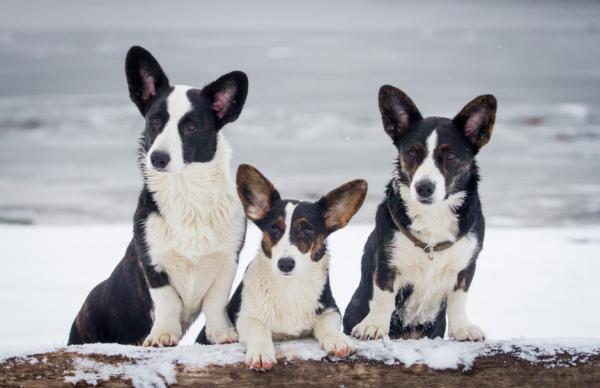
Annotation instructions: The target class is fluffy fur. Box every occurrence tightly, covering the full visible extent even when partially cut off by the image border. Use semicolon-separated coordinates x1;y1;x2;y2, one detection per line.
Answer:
68;46;248;346
197;165;367;371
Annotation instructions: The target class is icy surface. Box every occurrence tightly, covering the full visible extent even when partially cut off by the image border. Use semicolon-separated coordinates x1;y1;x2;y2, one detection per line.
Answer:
0;0;599;226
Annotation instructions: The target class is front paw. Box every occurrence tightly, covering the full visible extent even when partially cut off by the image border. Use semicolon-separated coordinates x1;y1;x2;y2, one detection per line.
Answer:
320;334;356;358
143;330;181;347
246;343;277;371
449;324;485;341
206;325;239;344
206;326;238;345
351;317;389;340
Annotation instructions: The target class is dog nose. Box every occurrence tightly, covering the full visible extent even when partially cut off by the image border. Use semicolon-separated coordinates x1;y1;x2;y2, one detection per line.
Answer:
150;151;170;169
416;180;435;198
277;257;295;273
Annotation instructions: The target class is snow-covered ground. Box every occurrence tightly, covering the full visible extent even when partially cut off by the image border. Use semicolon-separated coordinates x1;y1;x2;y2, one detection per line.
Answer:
1;223;599;348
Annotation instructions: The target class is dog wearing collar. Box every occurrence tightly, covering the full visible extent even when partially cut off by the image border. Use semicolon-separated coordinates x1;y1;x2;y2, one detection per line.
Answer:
343;86;496;341
198;164;367;370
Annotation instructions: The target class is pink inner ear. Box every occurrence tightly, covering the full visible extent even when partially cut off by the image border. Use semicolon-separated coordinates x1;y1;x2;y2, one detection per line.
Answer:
140;66;156;101
211;89;235;119
246;192;269;220
464;109;486;138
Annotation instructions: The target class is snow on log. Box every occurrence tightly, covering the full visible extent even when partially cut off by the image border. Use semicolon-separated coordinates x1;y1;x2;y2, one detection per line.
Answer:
1;339;600;387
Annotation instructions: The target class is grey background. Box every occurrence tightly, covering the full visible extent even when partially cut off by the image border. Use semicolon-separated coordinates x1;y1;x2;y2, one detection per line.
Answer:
0;0;599;226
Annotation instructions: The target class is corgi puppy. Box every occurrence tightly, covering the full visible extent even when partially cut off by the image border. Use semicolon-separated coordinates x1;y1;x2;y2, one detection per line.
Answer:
198;164;367;370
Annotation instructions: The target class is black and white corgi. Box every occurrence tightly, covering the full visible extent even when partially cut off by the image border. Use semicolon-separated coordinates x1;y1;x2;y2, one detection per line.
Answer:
68;46;248;346
198;164;367;370
343;86;496;341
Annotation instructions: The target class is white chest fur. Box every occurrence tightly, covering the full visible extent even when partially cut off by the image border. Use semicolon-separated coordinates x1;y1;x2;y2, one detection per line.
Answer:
143;135;244;326
389;184;477;325
239;253;330;340
389;231;476;325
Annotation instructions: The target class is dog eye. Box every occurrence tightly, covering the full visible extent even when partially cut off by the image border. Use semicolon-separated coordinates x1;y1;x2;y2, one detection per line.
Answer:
269;224;281;238
184;122;197;134
445;151;456;160
407;149;417;159
302;225;314;239
150;117;162;129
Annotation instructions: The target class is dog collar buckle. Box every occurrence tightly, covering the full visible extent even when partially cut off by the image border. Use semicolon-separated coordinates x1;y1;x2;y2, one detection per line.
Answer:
425;246;435;260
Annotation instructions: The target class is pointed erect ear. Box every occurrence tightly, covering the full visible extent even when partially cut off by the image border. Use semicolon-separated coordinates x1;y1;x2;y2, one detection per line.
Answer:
319;179;368;234
202;71;248;130
125;46;170;116
453;94;497;149
236;164;280;222
379;85;423;142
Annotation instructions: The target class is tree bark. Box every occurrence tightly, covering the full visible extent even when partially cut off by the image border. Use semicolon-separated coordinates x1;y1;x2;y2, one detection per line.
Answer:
1;348;599;387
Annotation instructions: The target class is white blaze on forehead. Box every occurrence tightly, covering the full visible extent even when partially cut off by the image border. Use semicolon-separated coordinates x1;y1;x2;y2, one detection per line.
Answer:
146;85;192;173
270;203;310;275
410;130;447;203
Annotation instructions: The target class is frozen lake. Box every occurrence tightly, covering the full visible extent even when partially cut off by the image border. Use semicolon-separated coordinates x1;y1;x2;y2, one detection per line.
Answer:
0;0;599;226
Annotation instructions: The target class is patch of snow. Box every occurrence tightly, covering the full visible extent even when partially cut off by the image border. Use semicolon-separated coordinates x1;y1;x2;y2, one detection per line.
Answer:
0;344;60;363
4;339;600;388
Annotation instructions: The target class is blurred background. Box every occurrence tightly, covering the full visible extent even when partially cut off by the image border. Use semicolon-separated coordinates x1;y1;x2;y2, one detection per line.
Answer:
1;0;599;227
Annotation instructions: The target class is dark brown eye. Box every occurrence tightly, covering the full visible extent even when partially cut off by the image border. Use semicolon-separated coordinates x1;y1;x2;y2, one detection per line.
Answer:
269;223;281;238
184;121;197;134
302;224;314;239
150;117;161;129
407;149;417;159
445;151;456;160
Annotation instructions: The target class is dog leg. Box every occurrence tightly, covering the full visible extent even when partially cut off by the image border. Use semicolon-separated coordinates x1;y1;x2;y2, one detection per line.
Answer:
202;258;238;344
237;315;276;371
314;310;355;358
447;289;484;341
143;286;183;347
351;283;396;340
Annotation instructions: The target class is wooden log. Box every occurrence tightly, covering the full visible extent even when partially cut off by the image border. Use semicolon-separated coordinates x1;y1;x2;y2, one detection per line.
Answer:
1;347;599;387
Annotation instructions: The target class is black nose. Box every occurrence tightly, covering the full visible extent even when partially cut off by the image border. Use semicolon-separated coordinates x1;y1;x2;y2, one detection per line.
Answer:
277;257;295;273
150;151;170;169
416;180;435;198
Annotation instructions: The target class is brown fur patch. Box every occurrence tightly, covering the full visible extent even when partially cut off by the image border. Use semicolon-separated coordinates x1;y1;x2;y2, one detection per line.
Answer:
322;179;368;233
236;164;278;222
261;216;285;258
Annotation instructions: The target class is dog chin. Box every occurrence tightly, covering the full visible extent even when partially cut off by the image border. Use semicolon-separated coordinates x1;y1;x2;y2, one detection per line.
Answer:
416;196;434;205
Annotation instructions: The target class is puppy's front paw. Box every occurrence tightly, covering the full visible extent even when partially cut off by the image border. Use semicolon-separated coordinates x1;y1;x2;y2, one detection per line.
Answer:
351;318;389;340
449;324;485;342
245;343;277;371
320;334;356;358
143;330;181;347
207;326;239;344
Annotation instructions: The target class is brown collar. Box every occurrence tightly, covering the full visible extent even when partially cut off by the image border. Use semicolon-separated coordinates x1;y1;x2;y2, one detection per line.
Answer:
387;202;464;260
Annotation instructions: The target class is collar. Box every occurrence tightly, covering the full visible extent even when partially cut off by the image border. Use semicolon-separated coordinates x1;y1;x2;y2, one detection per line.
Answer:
387;201;465;260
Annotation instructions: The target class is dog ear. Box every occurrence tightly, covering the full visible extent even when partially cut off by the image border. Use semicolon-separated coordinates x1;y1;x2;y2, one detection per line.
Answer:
379;85;422;142
236;164;280;222
202;71;248;130
125;46;170;116
319;179;368;234
453;94;497;149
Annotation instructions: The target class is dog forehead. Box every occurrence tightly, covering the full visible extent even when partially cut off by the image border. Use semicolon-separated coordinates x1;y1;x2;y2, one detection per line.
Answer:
165;85;193;120
257;200;297;228
434;119;473;152
291;202;325;227
402;117;465;149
